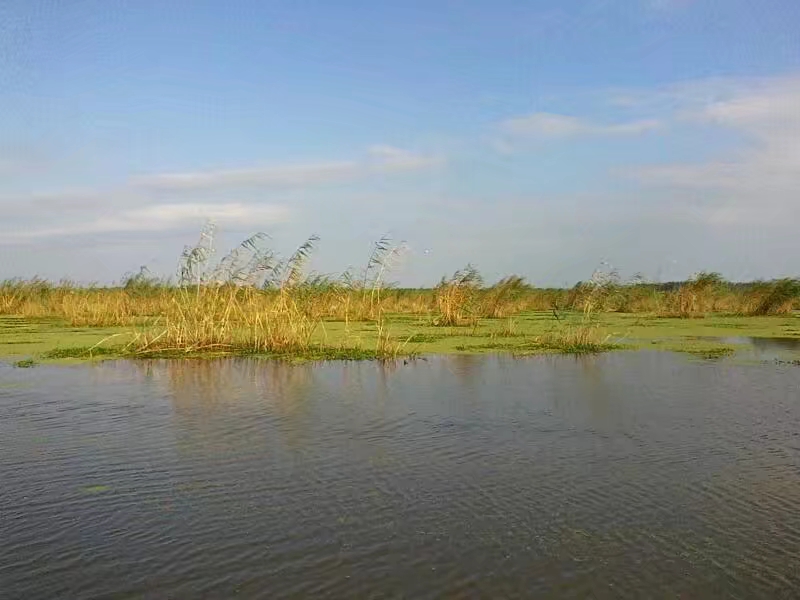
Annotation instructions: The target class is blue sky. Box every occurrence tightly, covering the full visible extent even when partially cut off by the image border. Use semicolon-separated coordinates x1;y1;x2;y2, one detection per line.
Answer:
1;0;799;285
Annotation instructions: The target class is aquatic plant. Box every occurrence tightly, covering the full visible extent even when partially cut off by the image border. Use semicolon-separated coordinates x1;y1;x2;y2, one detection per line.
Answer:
479;275;530;318
660;271;725;318
749;278;800;316
123;227;318;355
532;321;615;354
434;264;483;326
2;225;799;363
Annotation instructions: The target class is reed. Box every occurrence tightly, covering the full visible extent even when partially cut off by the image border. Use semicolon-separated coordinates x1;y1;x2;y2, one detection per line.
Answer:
535;323;613;354
128;285;319;356
2;226;798;361
479;275;530;318
658;272;725;318
3;274;797;327
748;278;800;316
536;274;616;354
434;264;483;326
129;229;321;356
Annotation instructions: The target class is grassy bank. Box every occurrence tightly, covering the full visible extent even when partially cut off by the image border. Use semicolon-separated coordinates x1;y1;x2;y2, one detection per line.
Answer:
2;229;799;364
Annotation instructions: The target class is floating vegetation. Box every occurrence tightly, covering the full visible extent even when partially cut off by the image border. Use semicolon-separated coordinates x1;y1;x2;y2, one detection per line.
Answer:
680;347;737;360
82;485;111;494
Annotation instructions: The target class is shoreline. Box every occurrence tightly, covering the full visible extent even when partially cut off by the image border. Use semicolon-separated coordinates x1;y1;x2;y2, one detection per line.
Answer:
3;313;799;367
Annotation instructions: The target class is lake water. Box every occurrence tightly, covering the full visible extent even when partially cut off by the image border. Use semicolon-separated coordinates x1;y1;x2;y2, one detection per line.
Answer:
2;353;800;598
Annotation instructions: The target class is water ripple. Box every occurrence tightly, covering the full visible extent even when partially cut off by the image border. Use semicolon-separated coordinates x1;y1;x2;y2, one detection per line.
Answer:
2;353;800;598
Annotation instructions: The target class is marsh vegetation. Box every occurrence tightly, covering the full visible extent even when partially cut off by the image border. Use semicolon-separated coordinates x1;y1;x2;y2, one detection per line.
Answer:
1;227;798;362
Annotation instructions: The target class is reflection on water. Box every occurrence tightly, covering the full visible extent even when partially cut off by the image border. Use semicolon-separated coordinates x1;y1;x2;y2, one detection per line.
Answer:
2;353;800;598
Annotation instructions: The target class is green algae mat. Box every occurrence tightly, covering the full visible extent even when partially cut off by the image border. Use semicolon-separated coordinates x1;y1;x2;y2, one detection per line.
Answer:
2;313;799;366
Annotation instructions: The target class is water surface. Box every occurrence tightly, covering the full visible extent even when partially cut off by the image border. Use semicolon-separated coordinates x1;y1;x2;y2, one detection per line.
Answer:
718;335;800;361
2;353;800;598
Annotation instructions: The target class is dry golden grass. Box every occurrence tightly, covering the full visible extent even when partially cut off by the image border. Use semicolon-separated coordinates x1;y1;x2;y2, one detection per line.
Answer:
128;286;318;356
433;265;483;326
2;275;798;330
2;275;798;327
2;228;798;359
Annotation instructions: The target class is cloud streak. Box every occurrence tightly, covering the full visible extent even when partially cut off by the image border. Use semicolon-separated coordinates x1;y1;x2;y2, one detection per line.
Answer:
133;146;443;192
623;74;800;226
3;75;798;283
499;112;663;139
2;203;291;242
0;144;441;243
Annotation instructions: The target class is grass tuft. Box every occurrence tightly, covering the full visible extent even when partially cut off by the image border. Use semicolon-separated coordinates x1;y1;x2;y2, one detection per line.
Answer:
41;346;122;360
681;346;736;360
434;264;482;326
531;324;617;354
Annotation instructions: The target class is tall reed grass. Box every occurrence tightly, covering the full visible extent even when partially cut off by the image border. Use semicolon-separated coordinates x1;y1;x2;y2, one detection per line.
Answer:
434;264;483;326
2;227;798;359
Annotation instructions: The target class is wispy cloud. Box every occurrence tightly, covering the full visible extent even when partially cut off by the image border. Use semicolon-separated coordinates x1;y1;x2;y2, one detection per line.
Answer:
0;144;52;178
1;144;442;243
2;202;290;242
499;112;663;139
1;189;110;218
623;74;800;225
133;146;443;192
133;162;361;191
366;145;445;171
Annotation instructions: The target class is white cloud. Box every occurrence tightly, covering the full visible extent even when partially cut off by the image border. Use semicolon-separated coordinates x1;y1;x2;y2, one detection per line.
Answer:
133;146;443;192
0;144;51;177
499;112;663;139
1;202;290;242
0;157;24;176
0;144;441;244
601;119;663;135
366;145;444;171
624;74;800;226
133;162;361;191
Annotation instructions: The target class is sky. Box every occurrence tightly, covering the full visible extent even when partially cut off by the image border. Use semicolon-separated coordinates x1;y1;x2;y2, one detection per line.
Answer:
1;0;799;286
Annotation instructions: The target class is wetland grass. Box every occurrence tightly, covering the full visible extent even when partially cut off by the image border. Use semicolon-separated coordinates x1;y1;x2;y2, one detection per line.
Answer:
434;265;483;327
2;228;799;362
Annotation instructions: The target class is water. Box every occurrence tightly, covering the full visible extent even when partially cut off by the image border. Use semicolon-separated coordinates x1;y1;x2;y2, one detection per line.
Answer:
718;336;800;361
1;353;800;598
